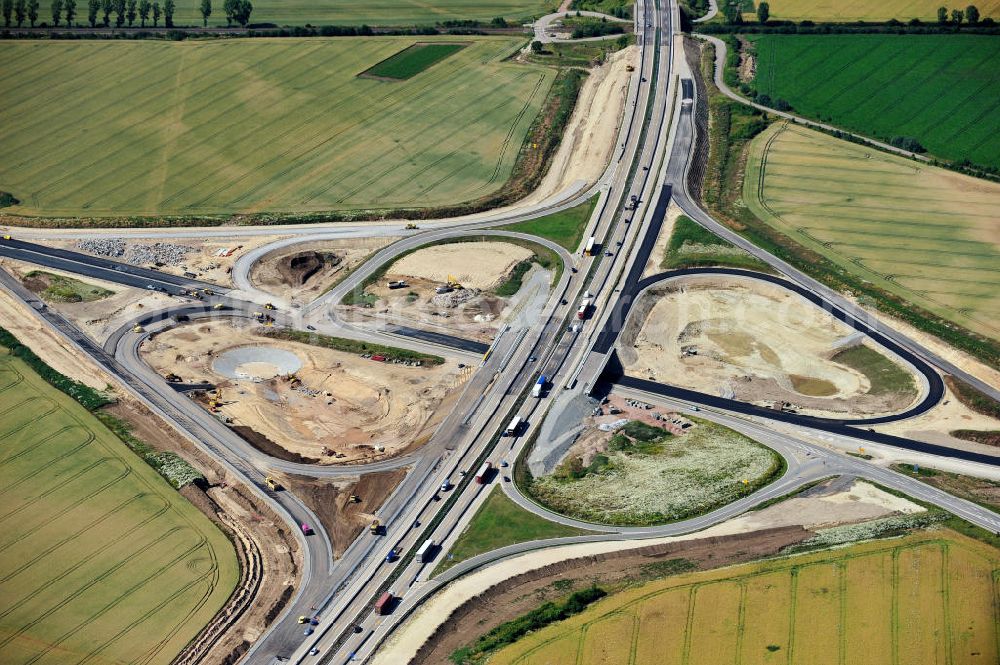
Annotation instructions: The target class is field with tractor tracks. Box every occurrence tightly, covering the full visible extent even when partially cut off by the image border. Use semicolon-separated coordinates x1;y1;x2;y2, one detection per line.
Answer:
750;0;1000;22
489;529;1000;665
744;122;1000;341
0;352;237;665
172;0;552;27
0;37;551;217
747;34;1000;169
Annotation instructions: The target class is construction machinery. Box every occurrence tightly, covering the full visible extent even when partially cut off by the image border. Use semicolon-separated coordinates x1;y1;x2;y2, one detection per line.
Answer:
132;325;144;333
213;302;225;310
626;63;635;72
264;302;275;310
265;476;282;491
405;223;419;229
369;519;381;535
349;494;360;503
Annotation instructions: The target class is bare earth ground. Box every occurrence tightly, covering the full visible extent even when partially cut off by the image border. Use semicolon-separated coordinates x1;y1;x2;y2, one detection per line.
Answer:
0;279;300;665
640;201;682;278
278;469;406;558
250;236;397;303
620;275;920;417
388;241;533;291
140;320;468;463
358;241;548;343
2;257;179;342
517;46;636;206
377;479;918;664
0;279;111;388
880;383;1000;448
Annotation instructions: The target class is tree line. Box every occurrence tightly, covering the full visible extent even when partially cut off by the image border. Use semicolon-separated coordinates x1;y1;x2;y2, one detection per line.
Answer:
0;0;254;27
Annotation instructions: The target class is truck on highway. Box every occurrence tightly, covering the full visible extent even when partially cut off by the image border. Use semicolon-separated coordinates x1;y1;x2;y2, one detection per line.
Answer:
532;375;547;398
577;299;591;320
475;461;493;484
583;236;596;256
505;415;523;437
416;539;435;563
374;592;395;615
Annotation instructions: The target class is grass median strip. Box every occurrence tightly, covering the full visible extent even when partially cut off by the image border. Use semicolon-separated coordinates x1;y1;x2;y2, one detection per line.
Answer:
258;328;445;365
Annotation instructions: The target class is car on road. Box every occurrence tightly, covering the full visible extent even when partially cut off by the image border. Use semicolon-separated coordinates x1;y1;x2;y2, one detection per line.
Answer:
500;460;509;467
306;325;316;331
440;480;451;492
303;627;314;636
529;356;537;362
298;616;309;624
301;523;313;535
503;475;510;482
309;648;320;656
605;250;614;256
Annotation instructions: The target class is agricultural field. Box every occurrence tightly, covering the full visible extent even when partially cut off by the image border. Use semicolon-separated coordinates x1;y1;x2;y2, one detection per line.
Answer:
747;0;1000;22
361;43;469;80
527;418;782;525
747;34;1000;169
0;352;237;665
489;529;1000;665
0;37;552;218
744;122;1000;341
172;0;553;26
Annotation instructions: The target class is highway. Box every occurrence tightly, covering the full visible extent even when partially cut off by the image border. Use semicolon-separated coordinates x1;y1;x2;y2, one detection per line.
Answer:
2;0;999;663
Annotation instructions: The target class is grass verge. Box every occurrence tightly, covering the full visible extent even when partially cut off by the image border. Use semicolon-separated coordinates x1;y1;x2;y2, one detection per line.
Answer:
433;486;590;576
502;194;599;252
944;375;1000;418
660;214;770;270
257;328;445;365
24;270;114;303
891;463;1000;513
830;345;916;396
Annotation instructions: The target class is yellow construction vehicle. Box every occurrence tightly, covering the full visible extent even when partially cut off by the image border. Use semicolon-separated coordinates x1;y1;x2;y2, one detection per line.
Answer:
405;223;418;230
132;325;144;333
349;494;360;503
297;616;309;624
625;63;635;72
202;289;215;296
2;234;11;240
264;302;275;310
265;476;282;491
446;274;462;289
213;302;225;310
369;519;381;535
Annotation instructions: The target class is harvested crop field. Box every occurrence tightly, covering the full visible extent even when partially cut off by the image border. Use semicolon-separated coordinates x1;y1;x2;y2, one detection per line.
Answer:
0;37;551;217
489;529;1000;665
171;0;551;26
141;320;468;463
745;123;1000;340
527;418;782;525
747;35;1000;169
0;352;237;665
747;0;1000;22
621;274;920;417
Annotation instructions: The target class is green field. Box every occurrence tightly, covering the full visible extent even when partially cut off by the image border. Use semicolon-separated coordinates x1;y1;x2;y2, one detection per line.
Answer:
435;487;588;575
23;271;115;303
362;42;469;80
172;0;553;26
0;352;237;665
748;0;1000;22
0;37;552;218
490;529;1000;664
747;34;1000;169
744;123;1000;341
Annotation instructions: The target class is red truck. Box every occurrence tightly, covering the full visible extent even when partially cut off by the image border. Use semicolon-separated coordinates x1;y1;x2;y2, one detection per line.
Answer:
475;462;493;485
374;592;395;616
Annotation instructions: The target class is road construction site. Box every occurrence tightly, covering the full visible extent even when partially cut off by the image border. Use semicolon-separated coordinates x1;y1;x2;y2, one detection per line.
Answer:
619;275;922;418
140;320;468;465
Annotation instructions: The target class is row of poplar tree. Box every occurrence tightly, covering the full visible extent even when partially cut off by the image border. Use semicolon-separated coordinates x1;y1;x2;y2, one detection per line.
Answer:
0;0;254;28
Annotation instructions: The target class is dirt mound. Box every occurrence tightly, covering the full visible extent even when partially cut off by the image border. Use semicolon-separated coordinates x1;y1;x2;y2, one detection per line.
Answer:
231;425;319;464
283;469;405;557
278;251;336;287
410;526;809;664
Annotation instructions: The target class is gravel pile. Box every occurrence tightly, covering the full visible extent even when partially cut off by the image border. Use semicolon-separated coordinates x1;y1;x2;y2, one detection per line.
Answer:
77;239;194;266
432;288;478;308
